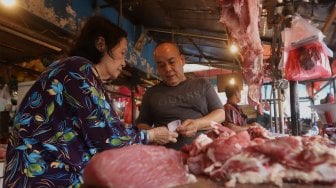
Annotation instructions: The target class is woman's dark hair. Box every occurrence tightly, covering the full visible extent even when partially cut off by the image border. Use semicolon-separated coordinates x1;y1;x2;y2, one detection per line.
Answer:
225;85;240;99
68;15;127;64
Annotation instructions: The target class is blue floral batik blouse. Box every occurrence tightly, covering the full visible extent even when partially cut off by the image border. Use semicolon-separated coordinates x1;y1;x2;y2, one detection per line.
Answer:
4;56;147;188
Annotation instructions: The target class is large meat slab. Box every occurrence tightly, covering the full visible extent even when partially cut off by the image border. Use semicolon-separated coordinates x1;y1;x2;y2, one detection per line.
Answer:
83;144;195;188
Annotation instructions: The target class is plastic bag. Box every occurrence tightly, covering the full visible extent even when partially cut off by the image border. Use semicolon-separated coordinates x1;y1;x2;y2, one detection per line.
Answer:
285;42;332;81
281;15;332;81
282;16;324;51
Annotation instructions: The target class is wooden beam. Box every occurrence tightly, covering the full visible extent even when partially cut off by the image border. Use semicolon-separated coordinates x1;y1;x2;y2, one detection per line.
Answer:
147;27;228;41
322;4;336;35
183;52;233;63
187;38;211;63
0;61;42;75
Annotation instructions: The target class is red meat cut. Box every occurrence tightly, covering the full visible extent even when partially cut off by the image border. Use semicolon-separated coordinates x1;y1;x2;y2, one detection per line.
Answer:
83;144;195;188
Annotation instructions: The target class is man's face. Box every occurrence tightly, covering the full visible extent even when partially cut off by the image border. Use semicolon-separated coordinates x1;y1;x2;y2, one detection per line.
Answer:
154;43;186;86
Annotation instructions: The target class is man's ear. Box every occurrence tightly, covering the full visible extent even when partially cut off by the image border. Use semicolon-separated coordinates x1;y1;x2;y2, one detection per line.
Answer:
95;36;106;52
180;54;186;66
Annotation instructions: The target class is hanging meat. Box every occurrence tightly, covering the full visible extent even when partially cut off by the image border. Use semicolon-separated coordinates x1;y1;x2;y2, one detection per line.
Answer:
217;0;264;106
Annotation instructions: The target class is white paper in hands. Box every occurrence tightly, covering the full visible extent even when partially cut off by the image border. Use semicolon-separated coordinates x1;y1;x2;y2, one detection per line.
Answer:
167;120;181;132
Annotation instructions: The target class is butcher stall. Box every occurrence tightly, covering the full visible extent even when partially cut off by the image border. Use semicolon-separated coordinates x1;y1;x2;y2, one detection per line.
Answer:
81;0;336;187
0;0;336;187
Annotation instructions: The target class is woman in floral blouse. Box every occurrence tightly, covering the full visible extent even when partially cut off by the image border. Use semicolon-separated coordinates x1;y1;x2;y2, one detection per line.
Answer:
3;16;177;188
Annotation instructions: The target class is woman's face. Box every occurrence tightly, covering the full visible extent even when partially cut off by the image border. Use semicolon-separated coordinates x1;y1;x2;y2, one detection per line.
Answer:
98;37;127;80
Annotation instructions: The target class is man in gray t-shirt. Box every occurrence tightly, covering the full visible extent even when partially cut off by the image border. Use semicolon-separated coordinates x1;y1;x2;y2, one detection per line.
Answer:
136;42;225;150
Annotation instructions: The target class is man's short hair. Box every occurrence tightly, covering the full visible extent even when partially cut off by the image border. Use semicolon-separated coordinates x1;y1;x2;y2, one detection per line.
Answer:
154;41;182;54
225;85;240;99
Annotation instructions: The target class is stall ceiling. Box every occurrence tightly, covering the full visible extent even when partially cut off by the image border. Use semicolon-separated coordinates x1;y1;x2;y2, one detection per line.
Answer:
106;0;336;74
105;0;238;71
0;5;72;75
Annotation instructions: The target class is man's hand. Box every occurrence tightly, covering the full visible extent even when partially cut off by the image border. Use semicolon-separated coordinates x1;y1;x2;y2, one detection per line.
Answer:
147;127;178;145
176;119;199;137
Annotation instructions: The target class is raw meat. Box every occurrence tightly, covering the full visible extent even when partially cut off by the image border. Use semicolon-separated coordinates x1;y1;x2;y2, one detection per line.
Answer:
83;144;195;188
218;0;264;106
247;125;272;140
206;121;236;139
182;125;336;187
207;131;251;163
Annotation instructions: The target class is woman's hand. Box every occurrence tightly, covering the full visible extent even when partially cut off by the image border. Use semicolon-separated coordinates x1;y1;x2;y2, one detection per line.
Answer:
147;127;178;145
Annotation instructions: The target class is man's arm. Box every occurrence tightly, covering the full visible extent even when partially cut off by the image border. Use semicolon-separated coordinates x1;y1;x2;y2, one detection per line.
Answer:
200;78;225;130
195;108;225;130
177;108;225;137
225;123;249;132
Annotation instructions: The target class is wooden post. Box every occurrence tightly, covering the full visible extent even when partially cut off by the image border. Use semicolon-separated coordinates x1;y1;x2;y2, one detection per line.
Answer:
278;89;284;133
322;4;336;35
272;84;278;133
290;81;300;135
333;78;336;98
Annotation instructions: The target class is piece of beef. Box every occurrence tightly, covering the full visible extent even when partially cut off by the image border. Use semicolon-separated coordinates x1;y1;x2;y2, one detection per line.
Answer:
246;136;302;165
83;144;195;188
218;0;264;106
247;125;272;140
207;131;251;163
206;122;236;139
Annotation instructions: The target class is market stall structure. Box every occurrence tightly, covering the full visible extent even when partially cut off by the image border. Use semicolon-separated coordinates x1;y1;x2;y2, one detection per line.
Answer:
0;0;336;187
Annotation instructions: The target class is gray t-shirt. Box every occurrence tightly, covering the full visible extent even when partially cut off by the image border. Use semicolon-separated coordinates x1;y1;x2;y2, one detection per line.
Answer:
136;78;223;149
